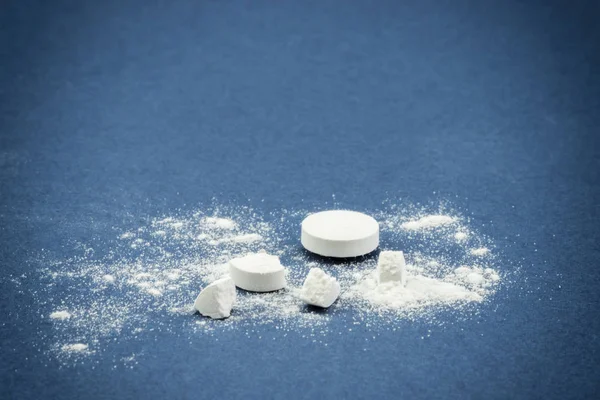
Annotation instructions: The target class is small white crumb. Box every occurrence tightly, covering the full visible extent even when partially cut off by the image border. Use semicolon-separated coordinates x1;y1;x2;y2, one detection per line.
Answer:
50;311;71;320
471;247;490;256
152;230;167;237
61;343;88;352
119;232;134;240
454;231;468;241
102;274;115;283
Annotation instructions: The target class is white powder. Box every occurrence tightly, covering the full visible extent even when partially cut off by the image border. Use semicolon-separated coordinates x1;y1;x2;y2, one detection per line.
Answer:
21;202;505;366
454;231;468;241
146;288;163;297
204;217;237;230
401;215;455;230
61;343;88;352
345;273;483;311
231;233;263;244
50;311;71;320
471;247;490;256
205;233;263;246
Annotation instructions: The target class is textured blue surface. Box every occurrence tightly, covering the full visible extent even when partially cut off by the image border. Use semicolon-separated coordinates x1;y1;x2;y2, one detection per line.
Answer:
1;0;599;398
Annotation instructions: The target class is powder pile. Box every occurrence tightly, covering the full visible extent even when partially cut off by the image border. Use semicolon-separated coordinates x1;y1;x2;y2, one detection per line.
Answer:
401;215;456;230
14;201;505;365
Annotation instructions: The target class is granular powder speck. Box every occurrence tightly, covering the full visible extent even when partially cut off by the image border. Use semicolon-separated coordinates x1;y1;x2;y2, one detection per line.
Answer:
61;343;89;352
454;231;469;241
50;311;72;320
471;247;490;256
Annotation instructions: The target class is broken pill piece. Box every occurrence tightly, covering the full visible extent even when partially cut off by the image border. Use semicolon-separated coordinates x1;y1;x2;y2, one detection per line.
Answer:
228;252;287;292
300;268;341;308
193;277;236;319
377;250;406;286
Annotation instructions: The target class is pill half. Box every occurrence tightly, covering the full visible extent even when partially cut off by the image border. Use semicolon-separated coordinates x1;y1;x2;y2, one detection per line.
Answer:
301;210;379;258
228;252;287;292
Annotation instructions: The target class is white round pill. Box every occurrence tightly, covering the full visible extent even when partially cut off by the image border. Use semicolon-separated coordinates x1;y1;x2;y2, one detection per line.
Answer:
228;252;287;292
301;210;379;258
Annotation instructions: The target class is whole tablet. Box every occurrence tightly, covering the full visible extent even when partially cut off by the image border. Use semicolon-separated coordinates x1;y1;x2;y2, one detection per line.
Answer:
301;210;379;258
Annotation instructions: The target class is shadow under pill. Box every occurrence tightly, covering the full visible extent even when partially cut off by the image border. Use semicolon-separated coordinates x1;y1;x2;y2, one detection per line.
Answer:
301;304;331;314
301;247;380;266
234;287;287;295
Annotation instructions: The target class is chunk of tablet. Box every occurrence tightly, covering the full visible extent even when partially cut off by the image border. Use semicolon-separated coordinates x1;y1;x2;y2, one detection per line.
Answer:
300;268;341;308
301;210;379;258
377;250;406;286
194;277;236;319
228;252;287;292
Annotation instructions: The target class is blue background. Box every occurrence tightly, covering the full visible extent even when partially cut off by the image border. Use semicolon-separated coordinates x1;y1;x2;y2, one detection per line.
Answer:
1;0;599;398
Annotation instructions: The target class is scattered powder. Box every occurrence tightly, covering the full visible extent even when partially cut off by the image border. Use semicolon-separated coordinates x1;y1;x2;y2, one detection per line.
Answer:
401;215;456;230
231;233;263;244
203;217;237;230
18;202;506;366
471;247;490;256
146;288;163;297
49;311;72;320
